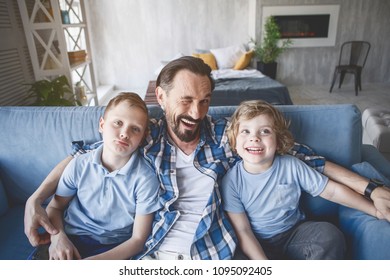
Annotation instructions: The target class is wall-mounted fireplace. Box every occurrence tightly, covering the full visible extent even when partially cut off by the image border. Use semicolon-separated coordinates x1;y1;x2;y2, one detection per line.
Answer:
262;5;340;47
274;15;330;38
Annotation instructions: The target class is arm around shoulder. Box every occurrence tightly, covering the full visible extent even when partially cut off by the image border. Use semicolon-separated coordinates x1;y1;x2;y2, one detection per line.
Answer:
320;179;379;219
24;156;73;246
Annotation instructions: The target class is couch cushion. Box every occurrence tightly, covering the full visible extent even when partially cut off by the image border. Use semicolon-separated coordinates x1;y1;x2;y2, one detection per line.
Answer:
351;161;390;186
233;50;254;70
277;104;362;168
210;45;246;69
192;53;218;70
0;205;33;260
361;144;390;181
339;206;390;260
0;106;105;204
0;177;8;216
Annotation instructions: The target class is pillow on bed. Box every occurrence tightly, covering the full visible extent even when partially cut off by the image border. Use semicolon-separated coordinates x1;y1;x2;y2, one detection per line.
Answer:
192;53;218;70
210;44;246;69
194;48;209;54
233;50;254;70
154;52;184;76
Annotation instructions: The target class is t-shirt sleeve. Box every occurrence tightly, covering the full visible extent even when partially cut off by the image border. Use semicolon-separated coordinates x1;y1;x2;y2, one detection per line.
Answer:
221;171;245;213
56;157;78;197
294;157;329;197
288;142;326;173
134;167;161;215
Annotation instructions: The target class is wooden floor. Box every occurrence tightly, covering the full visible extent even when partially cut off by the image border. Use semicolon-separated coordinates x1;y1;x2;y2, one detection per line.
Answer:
288;82;390;112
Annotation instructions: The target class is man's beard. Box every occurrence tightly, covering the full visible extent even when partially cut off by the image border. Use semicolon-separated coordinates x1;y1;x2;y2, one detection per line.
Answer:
168;114;201;143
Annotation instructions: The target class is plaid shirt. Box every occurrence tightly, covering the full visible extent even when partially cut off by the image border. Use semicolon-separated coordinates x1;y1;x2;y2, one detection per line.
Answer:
138;115;238;260
288;142;326;173
71;116;326;260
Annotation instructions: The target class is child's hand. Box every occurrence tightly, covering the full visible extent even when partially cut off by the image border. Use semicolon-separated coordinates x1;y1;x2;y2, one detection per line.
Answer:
371;186;390;222
49;232;81;260
376;209;385;220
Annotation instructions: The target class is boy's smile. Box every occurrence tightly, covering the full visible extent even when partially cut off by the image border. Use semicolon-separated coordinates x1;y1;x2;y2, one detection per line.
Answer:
236;114;277;174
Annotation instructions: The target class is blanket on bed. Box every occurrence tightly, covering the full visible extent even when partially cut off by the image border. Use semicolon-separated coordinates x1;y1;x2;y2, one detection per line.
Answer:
211;76;293;106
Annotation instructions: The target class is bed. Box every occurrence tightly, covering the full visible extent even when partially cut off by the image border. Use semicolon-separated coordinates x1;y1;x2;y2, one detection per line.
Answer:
210;68;293;106
144;69;293;106
147;45;293;106
147;44;294;106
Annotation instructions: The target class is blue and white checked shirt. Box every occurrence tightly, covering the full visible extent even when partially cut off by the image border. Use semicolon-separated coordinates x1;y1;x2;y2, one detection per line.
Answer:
138;115;238;260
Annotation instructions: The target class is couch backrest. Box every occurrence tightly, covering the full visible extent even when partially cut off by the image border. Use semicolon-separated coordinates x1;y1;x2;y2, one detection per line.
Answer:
0;106;105;205
0;178;8;216
0;104;362;205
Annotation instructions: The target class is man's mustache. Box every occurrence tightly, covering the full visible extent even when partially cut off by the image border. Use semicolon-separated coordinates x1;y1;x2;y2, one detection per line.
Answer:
178;115;202;124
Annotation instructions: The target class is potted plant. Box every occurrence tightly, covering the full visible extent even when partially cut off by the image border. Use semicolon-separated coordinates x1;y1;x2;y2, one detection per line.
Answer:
252;16;292;79
26;75;80;106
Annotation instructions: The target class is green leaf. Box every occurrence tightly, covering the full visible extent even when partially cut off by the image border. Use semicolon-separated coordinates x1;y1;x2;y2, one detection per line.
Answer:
251;16;293;63
24;75;80;106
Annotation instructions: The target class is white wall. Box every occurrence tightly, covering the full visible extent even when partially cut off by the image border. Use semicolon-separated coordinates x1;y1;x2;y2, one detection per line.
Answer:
87;0;251;92
86;0;390;93
257;0;390;86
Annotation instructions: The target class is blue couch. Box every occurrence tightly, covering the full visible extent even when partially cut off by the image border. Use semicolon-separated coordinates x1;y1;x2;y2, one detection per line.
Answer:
1;104;389;260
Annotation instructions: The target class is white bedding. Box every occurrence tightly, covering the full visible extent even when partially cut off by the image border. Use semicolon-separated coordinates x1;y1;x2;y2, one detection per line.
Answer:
211;68;265;80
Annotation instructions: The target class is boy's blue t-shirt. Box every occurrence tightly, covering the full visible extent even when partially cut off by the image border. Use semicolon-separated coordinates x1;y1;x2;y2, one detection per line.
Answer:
222;155;328;239
57;144;161;244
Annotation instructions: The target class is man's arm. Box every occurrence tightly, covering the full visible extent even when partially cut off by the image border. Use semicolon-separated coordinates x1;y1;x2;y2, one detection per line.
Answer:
319;178;380;219
324;161;390;220
24;156;72;246
289;143;390;221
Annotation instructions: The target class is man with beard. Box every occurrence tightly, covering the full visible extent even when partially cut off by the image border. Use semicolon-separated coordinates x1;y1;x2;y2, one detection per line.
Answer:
25;56;390;260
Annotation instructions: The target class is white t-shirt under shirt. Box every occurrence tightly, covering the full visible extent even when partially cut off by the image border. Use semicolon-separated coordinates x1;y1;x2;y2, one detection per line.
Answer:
158;147;214;255
222;155;329;239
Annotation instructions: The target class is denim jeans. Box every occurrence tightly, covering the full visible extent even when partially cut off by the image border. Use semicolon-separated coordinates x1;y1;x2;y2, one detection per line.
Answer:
28;235;120;259
255;221;346;260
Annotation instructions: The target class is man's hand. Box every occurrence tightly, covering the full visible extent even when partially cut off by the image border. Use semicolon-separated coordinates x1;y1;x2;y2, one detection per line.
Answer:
49;232;81;260
24;196;58;247
371;186;390;222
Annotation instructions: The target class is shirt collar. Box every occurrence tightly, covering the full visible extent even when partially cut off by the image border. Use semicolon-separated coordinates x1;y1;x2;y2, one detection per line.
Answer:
91;144;138;176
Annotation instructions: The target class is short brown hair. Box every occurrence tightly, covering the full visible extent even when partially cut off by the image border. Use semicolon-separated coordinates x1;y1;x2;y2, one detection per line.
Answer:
156;56;215;93
227;100;294;155
104;92;149;136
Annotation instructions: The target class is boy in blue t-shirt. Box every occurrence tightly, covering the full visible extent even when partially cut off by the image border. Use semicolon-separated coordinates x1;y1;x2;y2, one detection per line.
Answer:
46;92;161;260
222;100;381;260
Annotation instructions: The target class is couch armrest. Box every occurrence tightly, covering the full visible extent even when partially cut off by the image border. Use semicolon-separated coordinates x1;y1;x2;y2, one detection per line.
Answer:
0;176;9;216
361;144;390;182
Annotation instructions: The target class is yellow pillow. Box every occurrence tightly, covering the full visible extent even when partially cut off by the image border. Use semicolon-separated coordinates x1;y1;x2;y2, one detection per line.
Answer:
192;53;218;70
233;50;254;70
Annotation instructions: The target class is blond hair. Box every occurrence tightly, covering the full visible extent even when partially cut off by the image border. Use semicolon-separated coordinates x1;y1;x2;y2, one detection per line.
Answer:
227;100;294;155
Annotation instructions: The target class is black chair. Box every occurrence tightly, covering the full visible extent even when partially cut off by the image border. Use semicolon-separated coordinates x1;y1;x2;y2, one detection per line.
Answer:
329;41;371;96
